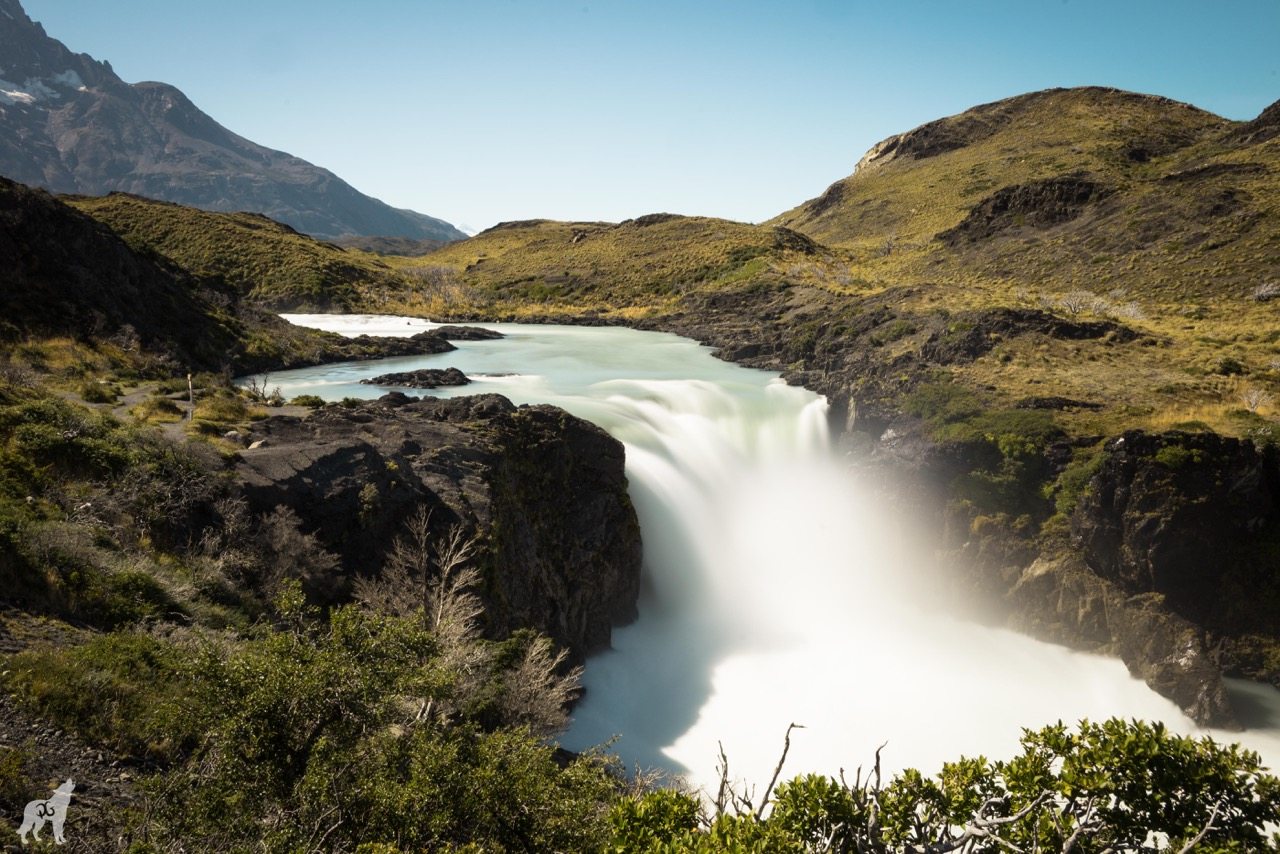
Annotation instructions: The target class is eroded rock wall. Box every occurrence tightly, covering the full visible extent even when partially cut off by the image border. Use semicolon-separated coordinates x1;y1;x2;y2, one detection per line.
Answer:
234;393;642;660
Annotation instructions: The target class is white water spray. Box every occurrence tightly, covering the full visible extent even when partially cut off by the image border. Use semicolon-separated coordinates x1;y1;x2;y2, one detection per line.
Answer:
264;315;1280;793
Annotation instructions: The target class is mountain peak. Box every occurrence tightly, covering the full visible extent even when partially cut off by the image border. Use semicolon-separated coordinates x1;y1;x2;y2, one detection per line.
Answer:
0;0;32;26
0;0;463;241
771;86;1241;254
853;87;1217;175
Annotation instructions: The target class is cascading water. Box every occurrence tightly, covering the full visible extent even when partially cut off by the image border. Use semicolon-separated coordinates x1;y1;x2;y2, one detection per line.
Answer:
258;314;1280;792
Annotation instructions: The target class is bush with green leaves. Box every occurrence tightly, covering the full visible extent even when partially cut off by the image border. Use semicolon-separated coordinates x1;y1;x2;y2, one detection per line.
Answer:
610;719;1280;852
4;631;200;762
50;590;620;852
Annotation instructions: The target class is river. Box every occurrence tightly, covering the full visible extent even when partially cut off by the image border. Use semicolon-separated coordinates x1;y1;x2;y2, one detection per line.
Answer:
251;313;1280;794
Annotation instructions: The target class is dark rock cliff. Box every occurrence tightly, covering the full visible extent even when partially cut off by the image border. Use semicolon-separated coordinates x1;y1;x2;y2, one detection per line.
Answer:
999;430;1280;727
1072;433;1280;671
234;393;642;661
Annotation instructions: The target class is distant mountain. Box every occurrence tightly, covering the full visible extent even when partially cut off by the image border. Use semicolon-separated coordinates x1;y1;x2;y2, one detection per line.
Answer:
0;0;464;242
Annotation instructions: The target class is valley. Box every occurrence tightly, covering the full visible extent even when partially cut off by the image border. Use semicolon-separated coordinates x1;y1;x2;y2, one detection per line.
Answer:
1;6;1278;841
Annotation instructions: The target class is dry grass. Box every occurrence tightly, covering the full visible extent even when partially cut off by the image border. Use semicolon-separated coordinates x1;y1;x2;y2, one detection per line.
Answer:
68;193;406;310
402;215;828;317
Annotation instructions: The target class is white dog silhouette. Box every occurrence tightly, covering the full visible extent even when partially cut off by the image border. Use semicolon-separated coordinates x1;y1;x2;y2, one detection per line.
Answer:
18;778;74;845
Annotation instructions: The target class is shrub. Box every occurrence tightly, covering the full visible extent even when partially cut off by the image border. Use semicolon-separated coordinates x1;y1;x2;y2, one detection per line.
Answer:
192;392;251;424
1216;356;1247;376
139;600;620;851
610;788;701;850
3;631;200;762
79;380;119;403
0;746;38;816
1049;443;1105;517
614;720;1280;851
131;395;183;423
903;380;984;427
288;394;326;408
1253;282;1280;302
869;318;916;347
1154;444;1198;469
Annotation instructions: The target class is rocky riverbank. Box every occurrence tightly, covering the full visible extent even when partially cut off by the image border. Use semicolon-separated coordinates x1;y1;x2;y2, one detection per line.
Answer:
234;392;642;661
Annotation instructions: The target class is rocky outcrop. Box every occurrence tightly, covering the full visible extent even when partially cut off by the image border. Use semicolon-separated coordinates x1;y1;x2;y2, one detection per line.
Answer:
938;177;1113;245
1070;432;1280;672
362;367;470;388
920;307;1139;364
233;393;642;660
340;332;456;358
433;325;505;341
1226;97;1280;147
1008;555;1237;727
962;429;1280;727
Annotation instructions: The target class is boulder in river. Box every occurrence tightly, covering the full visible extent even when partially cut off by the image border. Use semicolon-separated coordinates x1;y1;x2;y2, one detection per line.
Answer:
433;325;505;340
362;367;471;388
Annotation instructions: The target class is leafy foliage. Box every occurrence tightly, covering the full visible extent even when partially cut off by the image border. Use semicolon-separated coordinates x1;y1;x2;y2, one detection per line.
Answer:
611;720;1280;852
7;592;621;852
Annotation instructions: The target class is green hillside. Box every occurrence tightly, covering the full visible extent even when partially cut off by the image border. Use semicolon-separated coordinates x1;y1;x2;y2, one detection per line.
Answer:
405;87;1280;440
389;214;828;319
67;193;410;311
771;87;1279;303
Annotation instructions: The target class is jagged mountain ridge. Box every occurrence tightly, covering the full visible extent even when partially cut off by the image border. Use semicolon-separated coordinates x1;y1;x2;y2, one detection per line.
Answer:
0;0;464;241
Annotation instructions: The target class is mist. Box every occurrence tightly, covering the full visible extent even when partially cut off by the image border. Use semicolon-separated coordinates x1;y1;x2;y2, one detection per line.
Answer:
265;315;1280;793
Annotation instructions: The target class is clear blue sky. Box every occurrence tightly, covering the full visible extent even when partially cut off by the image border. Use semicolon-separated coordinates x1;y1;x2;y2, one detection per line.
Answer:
21;0;1280;233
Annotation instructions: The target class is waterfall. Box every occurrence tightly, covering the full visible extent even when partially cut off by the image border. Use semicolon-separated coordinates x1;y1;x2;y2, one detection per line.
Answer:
265;315;1280;794
562;369;1199;790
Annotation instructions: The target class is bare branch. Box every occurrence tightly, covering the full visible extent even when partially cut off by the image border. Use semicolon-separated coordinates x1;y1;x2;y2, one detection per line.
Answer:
1176;798;1223;853
756;722;804;819
714;742;730;818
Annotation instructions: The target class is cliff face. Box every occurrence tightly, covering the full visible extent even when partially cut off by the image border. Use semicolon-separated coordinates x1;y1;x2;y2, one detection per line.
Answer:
997;431;1280;727
234;393;642;660
1072;433;1280;673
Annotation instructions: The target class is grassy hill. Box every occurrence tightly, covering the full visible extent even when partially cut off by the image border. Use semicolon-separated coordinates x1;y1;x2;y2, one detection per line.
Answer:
0;180;467;384
759;87;1280;437
401;87;1279;441
770;87;1278;302
67;193;411;311
387;214;829;319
